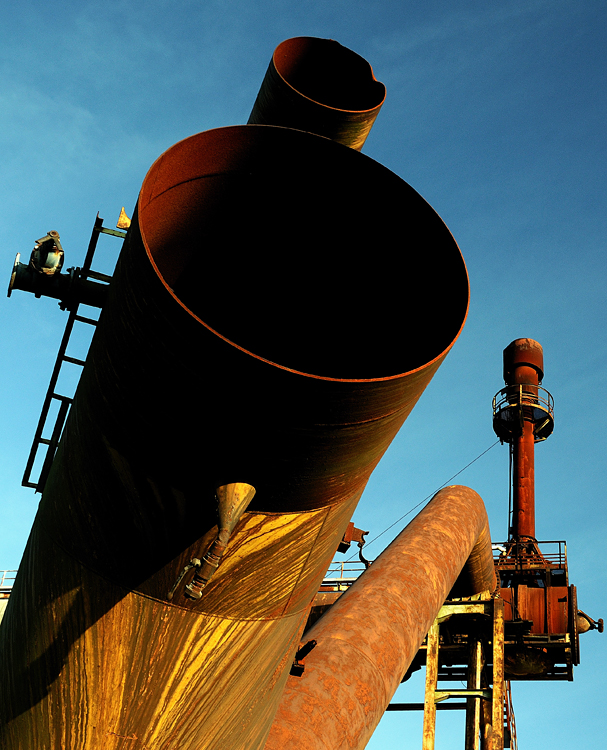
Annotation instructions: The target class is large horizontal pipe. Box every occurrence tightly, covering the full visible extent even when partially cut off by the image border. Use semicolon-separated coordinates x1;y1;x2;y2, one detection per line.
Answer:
264;486;496;750
0;60;468;750
249;37;386;150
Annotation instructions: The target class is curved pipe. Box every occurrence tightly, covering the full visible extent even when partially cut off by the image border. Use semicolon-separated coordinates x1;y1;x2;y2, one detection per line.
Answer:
264;486;496;750
248;37;386;150
450;518;496;597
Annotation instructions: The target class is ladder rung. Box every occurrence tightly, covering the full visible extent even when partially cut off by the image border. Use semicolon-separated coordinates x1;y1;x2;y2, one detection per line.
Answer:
51;393;73;403
62;355;86;367
84;269;113;283
74;314;98;326
99;227;127;239
387;702;467;712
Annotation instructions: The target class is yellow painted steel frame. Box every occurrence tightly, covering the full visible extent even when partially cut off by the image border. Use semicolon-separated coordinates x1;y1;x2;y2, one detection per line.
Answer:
422;599;505;750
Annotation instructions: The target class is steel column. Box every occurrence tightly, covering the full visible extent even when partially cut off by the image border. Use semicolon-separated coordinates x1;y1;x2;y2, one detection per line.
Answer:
423;620;440;750
465;639;484;750
491;598;505;750
511;393;537;539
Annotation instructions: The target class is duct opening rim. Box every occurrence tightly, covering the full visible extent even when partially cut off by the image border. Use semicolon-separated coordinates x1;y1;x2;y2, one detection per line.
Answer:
271;36;386;113
138;125;469;381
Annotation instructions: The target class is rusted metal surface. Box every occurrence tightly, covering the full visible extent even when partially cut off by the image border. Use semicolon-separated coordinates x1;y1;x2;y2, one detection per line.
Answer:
264;485;495;750
423;620;440;750
491;342;585;683
0;522;316;749
450;520;496;597
491;598;505;750
0;119;468;748
0;494;364;749
512;420;536;538
501;338;546;540
502;338;544;383
465;639;483;750
248;37;385;150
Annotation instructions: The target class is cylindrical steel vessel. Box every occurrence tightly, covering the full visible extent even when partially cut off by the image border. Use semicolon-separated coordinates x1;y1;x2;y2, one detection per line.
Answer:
0;95;468;750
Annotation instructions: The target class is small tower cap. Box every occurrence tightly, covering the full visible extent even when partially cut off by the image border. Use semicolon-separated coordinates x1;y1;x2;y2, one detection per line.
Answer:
503;338;544;384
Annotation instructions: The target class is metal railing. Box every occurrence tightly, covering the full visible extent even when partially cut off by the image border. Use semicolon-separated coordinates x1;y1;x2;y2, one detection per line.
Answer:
493;540;568;569
504;681;518;750
0;570;17;590
321;560;367;588
493;383;554;442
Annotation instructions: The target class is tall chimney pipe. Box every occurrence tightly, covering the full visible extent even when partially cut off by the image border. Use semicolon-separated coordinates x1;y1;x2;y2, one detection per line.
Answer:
493;338;554;541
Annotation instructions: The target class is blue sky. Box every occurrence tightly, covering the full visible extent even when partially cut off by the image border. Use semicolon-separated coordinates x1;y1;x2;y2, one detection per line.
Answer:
1;1;605;747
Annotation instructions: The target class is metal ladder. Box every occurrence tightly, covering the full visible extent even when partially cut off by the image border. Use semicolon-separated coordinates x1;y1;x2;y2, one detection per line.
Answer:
22;215;126;492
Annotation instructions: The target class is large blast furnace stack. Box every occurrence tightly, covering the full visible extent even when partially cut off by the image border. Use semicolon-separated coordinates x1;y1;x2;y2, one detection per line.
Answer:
1;37;470;750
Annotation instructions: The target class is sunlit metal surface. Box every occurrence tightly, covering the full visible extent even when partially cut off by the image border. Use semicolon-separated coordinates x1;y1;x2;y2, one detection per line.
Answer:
265;486;494;750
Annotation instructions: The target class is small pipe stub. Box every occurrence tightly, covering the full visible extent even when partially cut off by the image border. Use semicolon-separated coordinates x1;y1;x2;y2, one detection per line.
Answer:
290;640;317;677
183;482;256;600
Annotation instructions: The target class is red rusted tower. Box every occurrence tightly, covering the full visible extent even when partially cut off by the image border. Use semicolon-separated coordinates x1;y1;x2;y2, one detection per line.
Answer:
493;338;554;542
491;338;601;685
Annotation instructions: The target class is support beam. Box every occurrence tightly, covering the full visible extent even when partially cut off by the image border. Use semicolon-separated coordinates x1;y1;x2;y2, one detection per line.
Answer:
422;620;440;750
492;598;505;750
465;638;484;750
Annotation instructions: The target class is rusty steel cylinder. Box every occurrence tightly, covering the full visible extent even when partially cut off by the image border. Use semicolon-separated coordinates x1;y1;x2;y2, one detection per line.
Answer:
504;338;544;539
249;37;386;150
0;51;468;750
265;486;496;750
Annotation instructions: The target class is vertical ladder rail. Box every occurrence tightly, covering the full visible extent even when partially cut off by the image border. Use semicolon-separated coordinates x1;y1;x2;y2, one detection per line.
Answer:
22;307;84;490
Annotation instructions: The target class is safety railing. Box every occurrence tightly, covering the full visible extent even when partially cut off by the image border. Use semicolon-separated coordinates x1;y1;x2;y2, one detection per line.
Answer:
0;570;17;590
321;560;367;589
493;540;568;569
493;383;554;442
